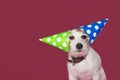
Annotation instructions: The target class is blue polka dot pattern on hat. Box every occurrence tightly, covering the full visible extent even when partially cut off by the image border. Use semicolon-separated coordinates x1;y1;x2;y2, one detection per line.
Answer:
78;19;108;44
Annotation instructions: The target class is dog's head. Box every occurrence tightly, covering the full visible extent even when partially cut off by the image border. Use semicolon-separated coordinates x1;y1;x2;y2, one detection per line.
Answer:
68;29;90;58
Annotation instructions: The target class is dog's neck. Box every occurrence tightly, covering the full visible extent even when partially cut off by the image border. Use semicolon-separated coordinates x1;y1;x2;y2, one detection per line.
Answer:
67;55;86;65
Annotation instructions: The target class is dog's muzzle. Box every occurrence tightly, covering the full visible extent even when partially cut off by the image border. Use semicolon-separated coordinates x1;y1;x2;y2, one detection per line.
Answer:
67;56;86;65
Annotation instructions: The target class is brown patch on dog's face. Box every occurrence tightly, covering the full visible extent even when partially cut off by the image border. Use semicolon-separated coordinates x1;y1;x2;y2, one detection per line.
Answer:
76;29;84;33
84;35;90;46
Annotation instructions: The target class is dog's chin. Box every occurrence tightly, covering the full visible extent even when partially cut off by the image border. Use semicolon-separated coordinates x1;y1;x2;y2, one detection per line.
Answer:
70;50;87;58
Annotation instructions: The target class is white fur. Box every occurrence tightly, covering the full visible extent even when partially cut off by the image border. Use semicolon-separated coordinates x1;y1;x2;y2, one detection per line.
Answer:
67;29;106;80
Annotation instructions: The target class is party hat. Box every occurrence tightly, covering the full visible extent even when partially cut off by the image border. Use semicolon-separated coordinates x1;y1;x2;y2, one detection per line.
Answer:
78;19;108;44
39;30;70;52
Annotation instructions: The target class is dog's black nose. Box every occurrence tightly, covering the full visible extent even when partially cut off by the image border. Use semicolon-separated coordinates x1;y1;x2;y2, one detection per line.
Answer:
76;43;83;49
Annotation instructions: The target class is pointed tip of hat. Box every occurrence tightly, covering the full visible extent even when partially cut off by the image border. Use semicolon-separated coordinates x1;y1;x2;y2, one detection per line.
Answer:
39;38;42;41
106;18;109;21
39;30;70;52
78;18;109;44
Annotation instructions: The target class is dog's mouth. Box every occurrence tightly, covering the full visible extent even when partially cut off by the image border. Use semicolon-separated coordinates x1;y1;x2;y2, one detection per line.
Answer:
72;56;82;61
74;49;83;54
68;50;88;64
76;49;82;52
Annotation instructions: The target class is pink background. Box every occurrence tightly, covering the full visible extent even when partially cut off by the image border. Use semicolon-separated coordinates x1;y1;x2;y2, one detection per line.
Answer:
0;0;119;80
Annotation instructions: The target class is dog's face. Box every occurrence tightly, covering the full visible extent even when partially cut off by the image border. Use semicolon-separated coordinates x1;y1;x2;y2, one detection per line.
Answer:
68;29;90;58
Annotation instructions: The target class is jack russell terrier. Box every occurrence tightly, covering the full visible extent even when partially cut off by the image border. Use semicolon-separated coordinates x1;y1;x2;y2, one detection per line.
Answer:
67;29;106;80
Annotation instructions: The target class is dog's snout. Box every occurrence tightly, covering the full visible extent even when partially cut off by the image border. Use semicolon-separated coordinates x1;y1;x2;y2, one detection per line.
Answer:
76;43;83;49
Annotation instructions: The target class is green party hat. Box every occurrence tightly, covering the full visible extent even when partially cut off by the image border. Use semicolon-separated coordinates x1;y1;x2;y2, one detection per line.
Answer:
39;30;70;52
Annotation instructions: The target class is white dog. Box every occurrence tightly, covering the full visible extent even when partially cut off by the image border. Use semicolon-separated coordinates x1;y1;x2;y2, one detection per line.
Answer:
67;29;106;80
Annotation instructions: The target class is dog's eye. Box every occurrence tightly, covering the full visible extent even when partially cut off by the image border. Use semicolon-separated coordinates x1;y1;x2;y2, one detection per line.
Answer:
81;35;87;39
69;36;75;40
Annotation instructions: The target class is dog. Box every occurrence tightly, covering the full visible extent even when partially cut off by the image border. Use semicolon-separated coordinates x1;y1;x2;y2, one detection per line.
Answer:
67;29;106;80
